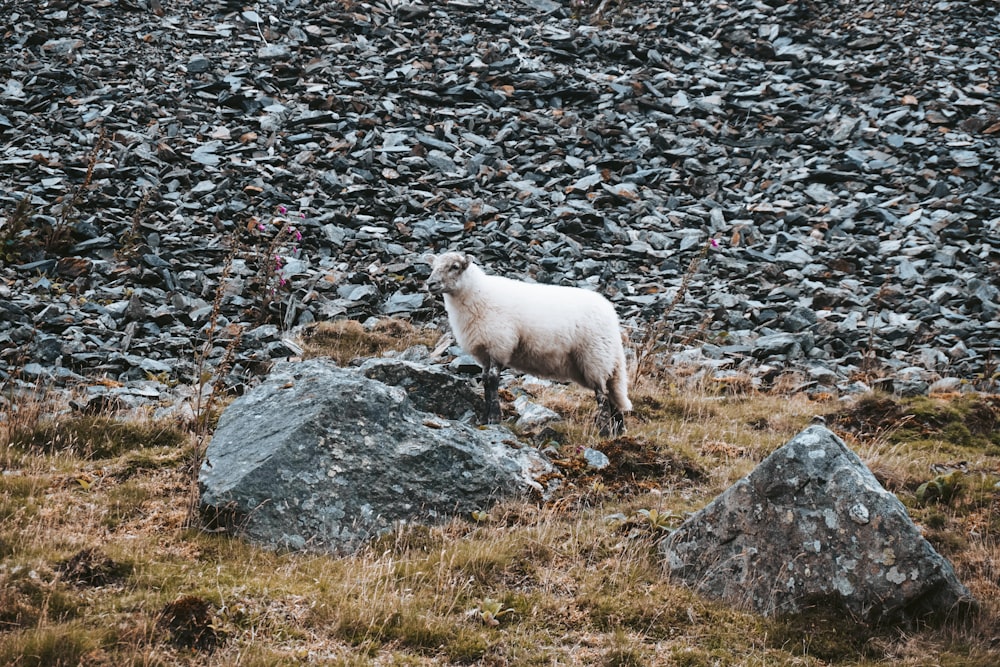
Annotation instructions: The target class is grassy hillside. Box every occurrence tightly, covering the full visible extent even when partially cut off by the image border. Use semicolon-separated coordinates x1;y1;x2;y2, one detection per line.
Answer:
1;323;998;666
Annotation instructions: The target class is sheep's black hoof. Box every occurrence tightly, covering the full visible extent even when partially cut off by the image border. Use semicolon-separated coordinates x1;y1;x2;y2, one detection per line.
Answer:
484;402;503;424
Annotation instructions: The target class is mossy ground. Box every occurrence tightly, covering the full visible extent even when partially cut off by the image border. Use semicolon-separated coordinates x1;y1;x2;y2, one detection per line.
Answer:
2;324;998;665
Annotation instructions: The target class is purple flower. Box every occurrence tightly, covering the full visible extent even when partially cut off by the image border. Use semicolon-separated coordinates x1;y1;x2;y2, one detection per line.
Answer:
710;238;720;248
278;205;287;214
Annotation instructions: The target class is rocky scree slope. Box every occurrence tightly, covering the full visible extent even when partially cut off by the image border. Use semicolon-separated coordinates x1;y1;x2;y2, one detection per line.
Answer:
0;0;998;404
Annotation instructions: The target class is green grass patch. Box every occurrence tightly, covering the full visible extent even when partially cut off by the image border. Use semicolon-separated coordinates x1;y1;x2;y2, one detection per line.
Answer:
0;622;101;667
6;415;185;459
101;479;155;529
0;574;83;631
831;394;999;451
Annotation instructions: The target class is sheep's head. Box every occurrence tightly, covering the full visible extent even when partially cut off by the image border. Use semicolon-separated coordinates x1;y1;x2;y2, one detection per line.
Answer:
425;252;471;295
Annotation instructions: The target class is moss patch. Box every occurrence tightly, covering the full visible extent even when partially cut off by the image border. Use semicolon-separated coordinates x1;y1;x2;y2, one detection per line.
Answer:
830;394;999;450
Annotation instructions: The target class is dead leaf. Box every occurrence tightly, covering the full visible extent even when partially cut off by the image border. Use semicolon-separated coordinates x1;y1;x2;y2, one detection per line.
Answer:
731;226;743;246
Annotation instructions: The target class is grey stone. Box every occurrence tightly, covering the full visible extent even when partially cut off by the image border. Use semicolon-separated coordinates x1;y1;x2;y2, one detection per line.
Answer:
338;284;379;302
381;290;424;314
519;0;561;11
896;258;921;283
660;425;974;624
774;249;813;267
425;150;460;174
583;448;610;470
928;377;963;394
199;360;553;554
513;395;562;430
449;354;483;375
782;306;817;333
258;45;292;60
806;363;840;384
21;363;48;379
752;332;814;359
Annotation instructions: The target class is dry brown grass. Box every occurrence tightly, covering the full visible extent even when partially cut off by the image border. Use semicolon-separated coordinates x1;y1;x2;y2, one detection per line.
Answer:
298;317;442;366
2;340;999;665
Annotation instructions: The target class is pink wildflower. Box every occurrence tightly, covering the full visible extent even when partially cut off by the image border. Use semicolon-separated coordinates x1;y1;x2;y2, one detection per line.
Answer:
278;205;287;214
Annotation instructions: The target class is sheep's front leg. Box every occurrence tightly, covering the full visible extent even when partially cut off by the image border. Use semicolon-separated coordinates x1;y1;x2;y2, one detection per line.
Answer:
482;362;502;424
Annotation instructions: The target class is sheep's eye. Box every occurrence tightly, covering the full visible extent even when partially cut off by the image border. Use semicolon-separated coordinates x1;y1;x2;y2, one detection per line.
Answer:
450;262;461;271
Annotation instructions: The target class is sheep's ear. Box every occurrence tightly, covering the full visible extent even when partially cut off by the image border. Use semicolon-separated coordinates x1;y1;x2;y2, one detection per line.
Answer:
457;252;471;269
420;252;436;265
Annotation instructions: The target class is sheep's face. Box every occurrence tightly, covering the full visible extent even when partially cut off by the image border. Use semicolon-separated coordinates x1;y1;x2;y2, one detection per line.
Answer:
426;252;471;295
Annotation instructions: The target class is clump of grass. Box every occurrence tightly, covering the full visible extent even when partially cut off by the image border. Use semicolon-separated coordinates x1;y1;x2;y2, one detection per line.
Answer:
630;391;719;423
101;479;157;529
47;129;110;255
830;394;1000;494
599;628;650;666
0;198;32;265
765;596;880;661
629;240;714;385
159;594;220;651
6;414;185;460
114;188;153;262
0;622;100;667
0;572;83;631
57;548;131;587
831;394;998;450
300;317;440;366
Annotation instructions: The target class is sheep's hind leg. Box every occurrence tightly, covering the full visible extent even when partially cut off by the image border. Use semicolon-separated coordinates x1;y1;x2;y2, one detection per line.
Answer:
594;391;625;437
482;362;503;424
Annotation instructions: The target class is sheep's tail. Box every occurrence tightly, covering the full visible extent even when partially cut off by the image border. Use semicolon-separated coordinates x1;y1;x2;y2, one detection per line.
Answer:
609;356;632;413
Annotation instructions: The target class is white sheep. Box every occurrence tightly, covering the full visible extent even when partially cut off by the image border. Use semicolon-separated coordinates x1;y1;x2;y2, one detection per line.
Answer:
425;251;632;435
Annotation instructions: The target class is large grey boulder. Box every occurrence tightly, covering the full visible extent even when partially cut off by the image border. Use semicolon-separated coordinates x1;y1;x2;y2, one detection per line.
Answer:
199;359;553;554
660;425;974;625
